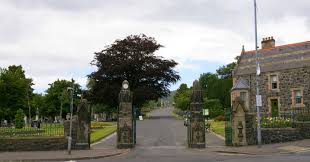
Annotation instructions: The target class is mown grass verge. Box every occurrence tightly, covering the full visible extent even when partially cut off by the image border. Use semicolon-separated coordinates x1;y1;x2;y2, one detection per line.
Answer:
90;126;117;143
208;120;225;137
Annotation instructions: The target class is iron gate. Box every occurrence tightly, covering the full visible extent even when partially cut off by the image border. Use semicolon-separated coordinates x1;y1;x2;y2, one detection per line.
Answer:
132;106;136;144
224;107;232;146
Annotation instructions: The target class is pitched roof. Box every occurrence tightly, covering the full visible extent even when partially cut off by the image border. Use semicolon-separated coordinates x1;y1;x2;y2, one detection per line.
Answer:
232;78;249;90
233;41;310;76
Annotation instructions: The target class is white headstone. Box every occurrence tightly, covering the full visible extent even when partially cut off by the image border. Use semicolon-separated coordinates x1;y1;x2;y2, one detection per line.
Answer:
24;116;27;125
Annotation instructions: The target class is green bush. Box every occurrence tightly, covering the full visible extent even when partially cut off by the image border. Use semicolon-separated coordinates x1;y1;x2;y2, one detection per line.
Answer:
14;109;25;129
204;99;224;119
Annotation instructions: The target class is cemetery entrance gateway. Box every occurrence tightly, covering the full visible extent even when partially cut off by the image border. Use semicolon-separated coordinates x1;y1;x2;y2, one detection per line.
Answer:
117;80;206;149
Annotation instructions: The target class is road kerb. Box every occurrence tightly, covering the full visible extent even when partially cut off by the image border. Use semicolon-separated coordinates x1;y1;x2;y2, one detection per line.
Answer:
0;149;129;162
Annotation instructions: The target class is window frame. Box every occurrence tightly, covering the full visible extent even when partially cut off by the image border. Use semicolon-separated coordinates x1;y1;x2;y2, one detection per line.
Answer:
291;88;305;107
269;74;279;91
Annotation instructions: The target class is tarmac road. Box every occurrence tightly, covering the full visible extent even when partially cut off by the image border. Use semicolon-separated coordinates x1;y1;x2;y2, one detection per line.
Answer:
67;107;310;162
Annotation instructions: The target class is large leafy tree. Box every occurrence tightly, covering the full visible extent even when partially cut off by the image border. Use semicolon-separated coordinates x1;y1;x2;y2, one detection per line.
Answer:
43;79;82;118
199;61;236;110
88;34;180;108
0;65;33;122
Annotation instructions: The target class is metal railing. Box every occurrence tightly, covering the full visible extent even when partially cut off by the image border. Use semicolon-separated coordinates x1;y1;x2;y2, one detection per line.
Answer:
259;107;310;128
0;122;64;138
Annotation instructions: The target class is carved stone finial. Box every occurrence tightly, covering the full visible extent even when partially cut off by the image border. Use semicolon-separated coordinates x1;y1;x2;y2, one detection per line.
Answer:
190;80;203;103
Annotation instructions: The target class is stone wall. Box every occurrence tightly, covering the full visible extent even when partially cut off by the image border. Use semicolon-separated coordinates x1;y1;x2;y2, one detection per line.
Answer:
245;113;256;145
0;116;90;152
295;122;310;139
261;128;303;144
0;137;67;152
235;67;310;113
244;114;310;145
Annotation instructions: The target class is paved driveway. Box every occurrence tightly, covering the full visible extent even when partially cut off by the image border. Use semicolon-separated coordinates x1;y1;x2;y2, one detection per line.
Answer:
78;107;310;162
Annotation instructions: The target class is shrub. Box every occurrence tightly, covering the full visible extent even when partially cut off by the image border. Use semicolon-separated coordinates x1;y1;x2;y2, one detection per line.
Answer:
214;115;225;121
260;117;293;128
14;109;25;129
204;99;224;118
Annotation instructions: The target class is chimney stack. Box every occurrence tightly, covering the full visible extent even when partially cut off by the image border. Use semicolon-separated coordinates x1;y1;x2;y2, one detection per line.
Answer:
261;36;275;49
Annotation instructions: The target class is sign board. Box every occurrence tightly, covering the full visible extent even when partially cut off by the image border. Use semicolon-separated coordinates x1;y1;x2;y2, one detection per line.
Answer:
203;109;209;116
256;95;262;107
139;115;143;121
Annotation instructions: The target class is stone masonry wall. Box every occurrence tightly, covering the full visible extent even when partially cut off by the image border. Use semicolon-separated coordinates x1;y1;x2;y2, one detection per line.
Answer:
295;122;310;139
235;67;310;113
245;113;257;145
244;114;310;145
0;137;67;152
261;128;303;144
0;116;85;152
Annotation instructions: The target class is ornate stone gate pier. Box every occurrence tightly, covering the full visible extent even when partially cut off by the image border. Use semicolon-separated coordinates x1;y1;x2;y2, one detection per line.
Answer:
117;80;135;149
188;80;206;148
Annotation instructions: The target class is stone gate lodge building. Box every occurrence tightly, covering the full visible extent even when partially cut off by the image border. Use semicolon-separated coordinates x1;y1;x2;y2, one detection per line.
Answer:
232;37;310;116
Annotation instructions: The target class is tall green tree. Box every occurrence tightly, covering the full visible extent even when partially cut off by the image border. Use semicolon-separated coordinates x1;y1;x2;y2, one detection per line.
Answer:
0;65;33;122
31;93;46;118
199;60;236;109
216;62;236;79
88;34;180;109
204;99;224;118
173;83;190;111
43;79;82;118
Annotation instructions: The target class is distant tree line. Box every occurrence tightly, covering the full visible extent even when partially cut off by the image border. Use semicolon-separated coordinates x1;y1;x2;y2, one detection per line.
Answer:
0;65;82;123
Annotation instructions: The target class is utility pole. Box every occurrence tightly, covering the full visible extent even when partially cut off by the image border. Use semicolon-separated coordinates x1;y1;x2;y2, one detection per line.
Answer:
254;0;262;146
26;83;32;125
67;82;74;155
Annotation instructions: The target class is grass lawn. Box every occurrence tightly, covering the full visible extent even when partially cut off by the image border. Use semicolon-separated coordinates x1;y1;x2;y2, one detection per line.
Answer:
207;120;225;137
90;126;117;143
91;121;115;128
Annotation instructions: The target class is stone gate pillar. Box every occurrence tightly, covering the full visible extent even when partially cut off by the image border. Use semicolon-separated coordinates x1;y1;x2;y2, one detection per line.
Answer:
117;80;134;149
76;99;91;149
188;80;205;148
231;98;247;146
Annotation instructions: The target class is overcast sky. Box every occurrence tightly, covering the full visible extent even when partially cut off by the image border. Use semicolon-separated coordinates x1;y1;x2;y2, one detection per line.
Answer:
1;0;310;93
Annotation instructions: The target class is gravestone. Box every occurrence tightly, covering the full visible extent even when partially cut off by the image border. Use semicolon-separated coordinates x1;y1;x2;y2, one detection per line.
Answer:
117;80;134;149
76;99;91;149
188;80;205;148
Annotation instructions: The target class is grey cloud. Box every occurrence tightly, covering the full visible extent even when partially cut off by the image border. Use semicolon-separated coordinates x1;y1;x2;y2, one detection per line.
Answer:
3;0;134;12
0;51;90;76
3;0;310;34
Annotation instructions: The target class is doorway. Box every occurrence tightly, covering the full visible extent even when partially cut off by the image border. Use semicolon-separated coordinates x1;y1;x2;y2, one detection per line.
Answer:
270;99;279;117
